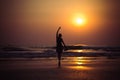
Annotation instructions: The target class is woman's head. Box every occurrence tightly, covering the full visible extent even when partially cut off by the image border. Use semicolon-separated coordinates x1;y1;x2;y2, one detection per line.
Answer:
59;33;62;37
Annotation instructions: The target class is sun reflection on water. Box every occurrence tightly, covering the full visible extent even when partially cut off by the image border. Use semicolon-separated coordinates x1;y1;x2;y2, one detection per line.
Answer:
77;50;83;52
67;57;93;70
77;57;83;65
66;49;104;53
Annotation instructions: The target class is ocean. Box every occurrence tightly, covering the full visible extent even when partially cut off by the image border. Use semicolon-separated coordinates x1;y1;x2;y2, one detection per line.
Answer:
0;45;120;58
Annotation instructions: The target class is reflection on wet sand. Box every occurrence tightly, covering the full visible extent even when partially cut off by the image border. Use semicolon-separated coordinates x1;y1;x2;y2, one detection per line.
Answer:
64;57;93;70
0;55;120;80
68;65;93;70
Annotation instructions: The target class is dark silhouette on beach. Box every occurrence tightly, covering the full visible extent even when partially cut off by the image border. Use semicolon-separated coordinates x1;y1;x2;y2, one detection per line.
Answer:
56;27;66;67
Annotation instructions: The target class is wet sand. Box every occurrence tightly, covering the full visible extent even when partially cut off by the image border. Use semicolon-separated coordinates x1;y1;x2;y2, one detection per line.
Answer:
0;57;120;80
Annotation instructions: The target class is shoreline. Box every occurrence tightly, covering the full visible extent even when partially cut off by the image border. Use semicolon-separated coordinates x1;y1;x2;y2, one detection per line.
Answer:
0;57;120;80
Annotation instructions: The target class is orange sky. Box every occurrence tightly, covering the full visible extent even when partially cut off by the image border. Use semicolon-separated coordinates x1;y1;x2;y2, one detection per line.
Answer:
0;0;120;46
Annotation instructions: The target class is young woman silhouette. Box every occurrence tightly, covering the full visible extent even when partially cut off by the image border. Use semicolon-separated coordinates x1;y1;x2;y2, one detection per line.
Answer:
56;27;66;67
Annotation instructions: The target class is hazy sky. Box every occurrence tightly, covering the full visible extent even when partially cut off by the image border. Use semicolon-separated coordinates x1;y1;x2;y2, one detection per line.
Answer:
0;0;120;46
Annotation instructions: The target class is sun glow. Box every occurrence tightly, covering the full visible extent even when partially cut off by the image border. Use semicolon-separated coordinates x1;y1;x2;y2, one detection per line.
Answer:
71;13;86;27
76;18;84;25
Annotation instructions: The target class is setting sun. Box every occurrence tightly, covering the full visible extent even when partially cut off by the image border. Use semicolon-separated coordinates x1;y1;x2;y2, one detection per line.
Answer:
76;18;84;25
71;14;86;27
73;17;86;26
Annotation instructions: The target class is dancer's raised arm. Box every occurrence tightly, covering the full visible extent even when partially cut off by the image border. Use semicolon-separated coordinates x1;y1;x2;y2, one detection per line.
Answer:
56;27;61;38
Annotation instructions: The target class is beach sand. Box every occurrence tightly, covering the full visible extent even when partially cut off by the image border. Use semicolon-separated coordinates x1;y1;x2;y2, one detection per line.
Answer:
0;57;120;80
